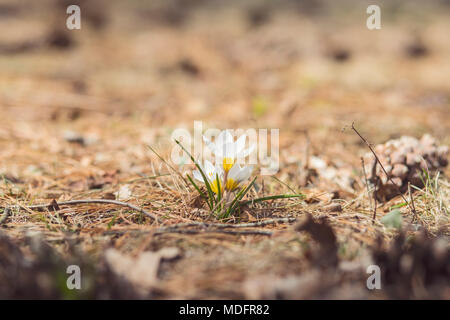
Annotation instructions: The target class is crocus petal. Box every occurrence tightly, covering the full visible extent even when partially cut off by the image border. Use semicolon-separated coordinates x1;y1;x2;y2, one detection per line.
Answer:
235;135;247;155
203;159;215;172
210;179;223;194
193;170;204;182
218;142;237;172
220;142;236;159
237;166;253;182
203;135;217;154
228;163;241;180
216;130;233;148
214;164;224;176
203;159;216;179
225;178;239;191
238;143;256;158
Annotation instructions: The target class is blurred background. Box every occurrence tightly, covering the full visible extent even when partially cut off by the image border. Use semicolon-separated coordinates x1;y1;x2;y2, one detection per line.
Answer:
0;0;449;174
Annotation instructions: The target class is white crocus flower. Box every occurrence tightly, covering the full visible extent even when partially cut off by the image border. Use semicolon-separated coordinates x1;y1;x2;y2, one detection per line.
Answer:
225;163;253;191
193;160;223;194
203;130;255;173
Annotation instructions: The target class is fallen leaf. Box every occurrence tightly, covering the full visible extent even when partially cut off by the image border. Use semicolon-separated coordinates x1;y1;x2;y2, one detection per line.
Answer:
380;209;403;229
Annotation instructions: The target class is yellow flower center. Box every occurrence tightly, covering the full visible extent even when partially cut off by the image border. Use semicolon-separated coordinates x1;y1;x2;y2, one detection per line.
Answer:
226;178;239;191
210;179;222;194
223;157;234;172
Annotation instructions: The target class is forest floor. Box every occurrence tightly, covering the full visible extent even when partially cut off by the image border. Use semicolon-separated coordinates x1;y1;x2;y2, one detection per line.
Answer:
0;0;449;299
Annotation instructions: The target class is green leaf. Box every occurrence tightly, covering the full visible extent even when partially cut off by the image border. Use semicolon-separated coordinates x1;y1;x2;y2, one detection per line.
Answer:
390;202;407;210
225;177;257;218
242;193;305;206
215;173;222;204
271;176;298;194
146;145;187;185
380;209;403;229
187;174;207;198
107;212;119;230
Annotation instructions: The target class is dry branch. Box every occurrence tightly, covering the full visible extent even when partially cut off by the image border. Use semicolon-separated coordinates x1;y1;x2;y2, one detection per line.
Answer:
105;228;274;237
160;217;297;230
351;122;417;219
0;199;161;225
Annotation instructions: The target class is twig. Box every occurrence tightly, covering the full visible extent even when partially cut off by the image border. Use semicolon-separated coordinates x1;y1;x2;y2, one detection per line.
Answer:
0;199;161;225
408;182;418;223
372;187;378;224
360;157;372;212
351;122;417;219
125;173;171;184
242;194;304;206
271;176;297;194
360;157;378;224
147;145;188;186
211;196;226;214
304;130;311;171
159;217;297;230
299;130;311;187
371;159;378;224
105;228;274;237
156;229;273;236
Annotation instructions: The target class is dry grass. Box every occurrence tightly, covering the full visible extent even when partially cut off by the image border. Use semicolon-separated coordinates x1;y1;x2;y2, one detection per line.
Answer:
0;0;448;299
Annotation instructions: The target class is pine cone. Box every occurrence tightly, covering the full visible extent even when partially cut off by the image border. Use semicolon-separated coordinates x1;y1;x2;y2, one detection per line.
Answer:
364;134;448;201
